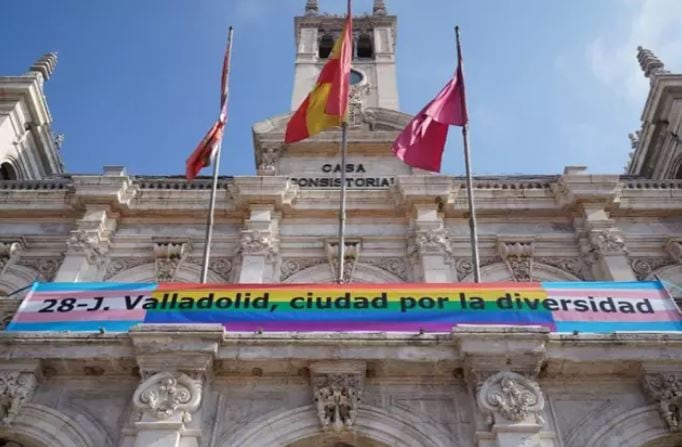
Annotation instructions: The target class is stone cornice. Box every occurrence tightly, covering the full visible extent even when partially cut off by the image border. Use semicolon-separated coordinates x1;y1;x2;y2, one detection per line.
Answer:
228;176;299;209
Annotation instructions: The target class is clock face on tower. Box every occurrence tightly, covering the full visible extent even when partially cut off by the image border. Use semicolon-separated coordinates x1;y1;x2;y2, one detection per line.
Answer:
350;69;363;85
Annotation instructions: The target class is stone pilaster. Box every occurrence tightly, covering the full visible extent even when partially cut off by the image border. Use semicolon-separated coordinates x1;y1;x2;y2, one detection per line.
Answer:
455;326;557;447
237;205;279;283
54;204;115;282
410;204;453;283
552;168;633;281
128;324;223;447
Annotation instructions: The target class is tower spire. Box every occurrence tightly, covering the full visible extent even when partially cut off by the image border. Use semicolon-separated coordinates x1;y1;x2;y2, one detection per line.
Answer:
305;0;319;15
637;46;669;84
373;0;387;15
28;52;58;82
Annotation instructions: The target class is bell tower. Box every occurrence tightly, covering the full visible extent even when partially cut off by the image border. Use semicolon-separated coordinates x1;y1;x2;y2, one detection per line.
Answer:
0;53;64;180
291;0;399;112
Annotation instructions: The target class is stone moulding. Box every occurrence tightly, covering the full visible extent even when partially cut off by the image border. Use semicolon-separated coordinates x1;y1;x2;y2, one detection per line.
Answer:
132;371;202;423
477;371;545;425
642;372;682;432
0;370;38;427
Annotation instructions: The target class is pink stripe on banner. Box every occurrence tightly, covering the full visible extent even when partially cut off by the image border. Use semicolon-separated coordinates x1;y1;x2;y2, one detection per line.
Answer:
546;289;669;299
25;290;152;300
13;309;146;323
553;308;682;322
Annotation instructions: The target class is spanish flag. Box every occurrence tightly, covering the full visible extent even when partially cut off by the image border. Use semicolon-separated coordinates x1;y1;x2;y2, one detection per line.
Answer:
285;0;353;144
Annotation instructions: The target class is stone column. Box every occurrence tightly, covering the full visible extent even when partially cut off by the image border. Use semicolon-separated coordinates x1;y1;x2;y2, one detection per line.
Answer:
237;205;279;283
127;324;223;447
455;326;558;447
411;203;454;282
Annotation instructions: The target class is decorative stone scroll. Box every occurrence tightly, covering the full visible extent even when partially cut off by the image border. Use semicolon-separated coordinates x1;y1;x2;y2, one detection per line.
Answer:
642;372;682;432
16;256;62;282
498;241;534;282
311;372;363;433
153;241;189;283
665;239;682;265
0;371;38;426
132;371;202;423
477;371;545;425
0;242;22;277
280;257;327;281
631;257;675;281
240;229;278;260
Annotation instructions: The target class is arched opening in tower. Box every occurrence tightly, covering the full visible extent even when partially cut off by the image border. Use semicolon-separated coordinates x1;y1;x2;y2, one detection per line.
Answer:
319;34;334;59
0;162;17;180
357;34;373;59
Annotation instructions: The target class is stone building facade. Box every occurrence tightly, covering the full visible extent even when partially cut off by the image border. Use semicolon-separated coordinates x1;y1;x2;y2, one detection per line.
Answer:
2;1;682;446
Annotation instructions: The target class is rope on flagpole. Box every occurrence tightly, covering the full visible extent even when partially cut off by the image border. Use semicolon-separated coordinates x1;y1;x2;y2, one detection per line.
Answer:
201;26;234;284
456;26;481;283
336;121;349;284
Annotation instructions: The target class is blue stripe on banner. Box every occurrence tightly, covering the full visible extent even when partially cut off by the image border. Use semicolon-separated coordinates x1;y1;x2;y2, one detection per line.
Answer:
555;321;682;333
542;281;662;290
6;321;139;332
34;282;157;292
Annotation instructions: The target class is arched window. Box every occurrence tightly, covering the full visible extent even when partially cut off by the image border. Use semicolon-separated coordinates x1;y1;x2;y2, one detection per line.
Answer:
0;162;17;180
356;34;373;59
318;34;334;59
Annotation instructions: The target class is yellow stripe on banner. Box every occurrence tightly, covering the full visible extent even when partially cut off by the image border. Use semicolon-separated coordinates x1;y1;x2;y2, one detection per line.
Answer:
305;82;343;137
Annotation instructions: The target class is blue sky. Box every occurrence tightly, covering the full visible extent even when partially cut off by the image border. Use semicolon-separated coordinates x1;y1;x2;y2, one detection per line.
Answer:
2;0;681;177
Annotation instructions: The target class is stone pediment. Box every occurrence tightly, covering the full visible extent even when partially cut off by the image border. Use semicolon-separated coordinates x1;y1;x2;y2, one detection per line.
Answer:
252;108;413;175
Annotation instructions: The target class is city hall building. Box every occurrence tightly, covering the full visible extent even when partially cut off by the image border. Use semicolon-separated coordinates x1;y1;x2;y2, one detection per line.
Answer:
2;1;682;446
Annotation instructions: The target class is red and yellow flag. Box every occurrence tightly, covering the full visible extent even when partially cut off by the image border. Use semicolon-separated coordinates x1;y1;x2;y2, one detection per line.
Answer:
285;1;353;144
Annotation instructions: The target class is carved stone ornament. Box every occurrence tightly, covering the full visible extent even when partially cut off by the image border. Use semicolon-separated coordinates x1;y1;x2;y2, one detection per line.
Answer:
280;257;327;281
0;371;38;426
348;84;370;128
665;240;682;265
257;145;283;176
589;229;628;256
16;257;62;282
362;257;409;281
631;257;675;281
498;242;534;282
153;241;188;283
637;46;670;83
66;229;110;265
104;257;151;281
312;373;361;433
642;373;682;432
0;242;22;276
326;241;361;284
535;257;589;281
477;371;545;425
415;226;452;256
132;371;201;422
240;230;278;259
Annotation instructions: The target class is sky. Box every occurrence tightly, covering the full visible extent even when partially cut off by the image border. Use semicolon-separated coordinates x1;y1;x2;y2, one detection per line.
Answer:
1;0;681;177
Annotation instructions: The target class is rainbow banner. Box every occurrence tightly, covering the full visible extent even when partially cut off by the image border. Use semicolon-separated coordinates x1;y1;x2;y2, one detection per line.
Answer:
6;281;682;333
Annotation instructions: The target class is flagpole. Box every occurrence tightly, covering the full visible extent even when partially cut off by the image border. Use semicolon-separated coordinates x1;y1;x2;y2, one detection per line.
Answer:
456;26;481;283
201;26;234;284
336;121;348;283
